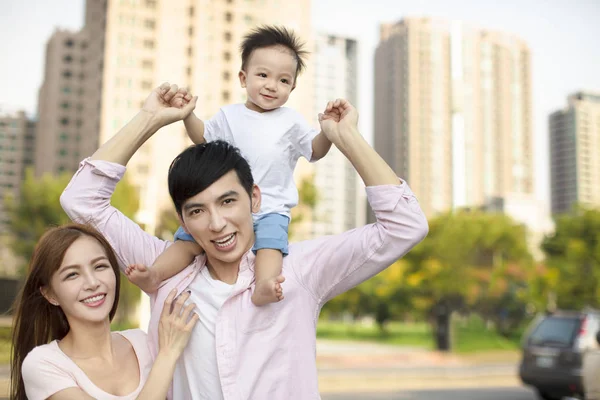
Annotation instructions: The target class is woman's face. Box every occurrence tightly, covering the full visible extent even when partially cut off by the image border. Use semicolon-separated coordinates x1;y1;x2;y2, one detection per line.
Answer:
44;236;117;325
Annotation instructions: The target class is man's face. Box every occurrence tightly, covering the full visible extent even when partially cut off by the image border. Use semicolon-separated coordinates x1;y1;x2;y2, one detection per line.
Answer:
239;45;297;113
179;170;260;269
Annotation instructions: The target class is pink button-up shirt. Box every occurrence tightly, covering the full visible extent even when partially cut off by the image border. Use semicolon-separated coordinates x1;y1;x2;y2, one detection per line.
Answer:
60;158;428;400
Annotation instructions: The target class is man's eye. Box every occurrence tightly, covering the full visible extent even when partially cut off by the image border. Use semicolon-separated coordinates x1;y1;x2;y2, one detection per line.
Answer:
258;73;267;77
223;199;234;205
96;264;109;270
281;79;289;84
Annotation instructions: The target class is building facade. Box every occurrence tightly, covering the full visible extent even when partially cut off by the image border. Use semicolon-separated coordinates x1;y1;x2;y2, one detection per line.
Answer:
374;17;533;217
293;33;365;240
0;111;35;232
549;92;600;214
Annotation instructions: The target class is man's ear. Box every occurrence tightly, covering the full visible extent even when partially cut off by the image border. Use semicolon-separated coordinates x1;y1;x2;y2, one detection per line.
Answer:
177;213;190;235
251;184;261;213
40;286;59;306
239;70;247;88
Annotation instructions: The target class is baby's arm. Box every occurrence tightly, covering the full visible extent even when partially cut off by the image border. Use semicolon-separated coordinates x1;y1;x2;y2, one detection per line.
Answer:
126;240;201;293
311;131;333;161
184;112;207;144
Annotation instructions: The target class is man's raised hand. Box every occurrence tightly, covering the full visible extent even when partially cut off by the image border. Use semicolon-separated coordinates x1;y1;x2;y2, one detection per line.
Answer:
318;98;359;146
142;82;197;127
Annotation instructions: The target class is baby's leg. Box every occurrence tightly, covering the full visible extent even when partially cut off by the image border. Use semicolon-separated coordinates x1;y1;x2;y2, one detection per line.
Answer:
127;227;202;293
251;214;289;306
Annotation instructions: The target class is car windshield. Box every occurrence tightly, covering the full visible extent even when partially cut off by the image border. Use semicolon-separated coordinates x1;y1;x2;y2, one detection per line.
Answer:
528;316;581;347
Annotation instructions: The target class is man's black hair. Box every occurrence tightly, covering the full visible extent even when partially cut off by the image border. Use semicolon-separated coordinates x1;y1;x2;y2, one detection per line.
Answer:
240;25;308;79
168;140;254;216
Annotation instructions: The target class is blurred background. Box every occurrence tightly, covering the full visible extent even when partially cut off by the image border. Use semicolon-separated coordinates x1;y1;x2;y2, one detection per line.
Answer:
0;0;599;399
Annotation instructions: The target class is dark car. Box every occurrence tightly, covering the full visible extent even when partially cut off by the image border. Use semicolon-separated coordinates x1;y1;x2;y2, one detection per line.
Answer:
519;309;600;400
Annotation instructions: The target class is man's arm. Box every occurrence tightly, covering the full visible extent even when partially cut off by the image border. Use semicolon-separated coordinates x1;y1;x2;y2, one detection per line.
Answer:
91;83;197;165
61;84;197;272
289;99;428;304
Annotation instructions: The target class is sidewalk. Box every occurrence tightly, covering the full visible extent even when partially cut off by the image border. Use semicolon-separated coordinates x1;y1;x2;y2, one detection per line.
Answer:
0;341;522;397
316;340;521;393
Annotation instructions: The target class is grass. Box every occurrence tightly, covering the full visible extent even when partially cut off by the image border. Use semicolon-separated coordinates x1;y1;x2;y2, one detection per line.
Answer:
317;316;523;354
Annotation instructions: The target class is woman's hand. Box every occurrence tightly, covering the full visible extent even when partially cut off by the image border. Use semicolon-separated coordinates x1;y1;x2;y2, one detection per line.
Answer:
157;289;199;359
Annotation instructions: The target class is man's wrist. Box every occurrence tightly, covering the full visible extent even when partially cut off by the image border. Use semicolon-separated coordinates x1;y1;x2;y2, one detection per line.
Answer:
138;109;165;134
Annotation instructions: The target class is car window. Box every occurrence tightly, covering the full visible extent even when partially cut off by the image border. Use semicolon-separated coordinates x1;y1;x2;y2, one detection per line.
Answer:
528;316;581;347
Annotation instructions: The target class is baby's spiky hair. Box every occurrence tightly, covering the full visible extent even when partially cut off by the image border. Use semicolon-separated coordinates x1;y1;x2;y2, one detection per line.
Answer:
240;25;308;79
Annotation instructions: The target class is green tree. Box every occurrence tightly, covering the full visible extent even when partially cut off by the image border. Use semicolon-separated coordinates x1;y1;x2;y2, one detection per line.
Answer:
5;168;142;324
542;207;600;310
399;211;534;348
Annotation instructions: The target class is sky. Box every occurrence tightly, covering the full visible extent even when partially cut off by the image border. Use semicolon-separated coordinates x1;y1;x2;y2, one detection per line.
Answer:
1;0;599;206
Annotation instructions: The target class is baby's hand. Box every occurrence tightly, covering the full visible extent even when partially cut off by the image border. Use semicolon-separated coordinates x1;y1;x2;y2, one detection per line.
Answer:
160;86;193;109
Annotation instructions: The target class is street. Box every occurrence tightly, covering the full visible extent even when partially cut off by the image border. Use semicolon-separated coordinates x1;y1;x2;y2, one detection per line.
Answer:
321;386;537;400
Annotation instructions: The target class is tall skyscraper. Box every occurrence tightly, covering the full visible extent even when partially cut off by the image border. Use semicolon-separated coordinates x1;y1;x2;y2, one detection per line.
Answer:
294;33;364;240
549;92;600;215
0;111;35;232
36;0;313;234
374;17;533;216
35;28;100;177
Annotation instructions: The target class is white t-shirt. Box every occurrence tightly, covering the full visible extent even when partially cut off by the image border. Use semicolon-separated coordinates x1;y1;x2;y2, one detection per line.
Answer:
172;267;234;400
204;104;319;219
22;329;151;400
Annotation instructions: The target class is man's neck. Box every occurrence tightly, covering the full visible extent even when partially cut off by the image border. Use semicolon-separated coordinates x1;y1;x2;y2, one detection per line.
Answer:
205;258;242;284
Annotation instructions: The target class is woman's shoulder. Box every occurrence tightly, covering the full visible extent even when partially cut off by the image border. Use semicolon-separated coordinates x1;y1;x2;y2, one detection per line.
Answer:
22;341;74;382
115;328;147;343
23;341;64;368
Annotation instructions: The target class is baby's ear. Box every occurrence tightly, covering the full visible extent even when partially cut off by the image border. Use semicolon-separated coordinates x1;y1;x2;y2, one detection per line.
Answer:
239;70;248;88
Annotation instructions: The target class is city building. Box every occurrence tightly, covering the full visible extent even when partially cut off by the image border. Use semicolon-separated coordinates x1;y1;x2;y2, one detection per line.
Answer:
549;91;600;214
292;33;365;241
35;28;100;177
0;111;35;233
373;17;533;217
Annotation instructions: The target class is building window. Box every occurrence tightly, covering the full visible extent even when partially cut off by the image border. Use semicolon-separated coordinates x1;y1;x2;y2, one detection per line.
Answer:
145;0;157;8
64;39;74;47
223;71;230;81
144;39;155;49
142;59;154;69
62;70;72;78
60;118;69;126
224;52;231;61
61;102;70;109
145;19;155;29
186;66;192;76
141;80;153;90
188;6;194;16
62;86;71;94
60;133;69;141
63;55;73;63
224;32;232;41
222;91;230;101
58;148;68;157
81;41;88;49
187;47;193;57
225;12;233;22
188;26;194;37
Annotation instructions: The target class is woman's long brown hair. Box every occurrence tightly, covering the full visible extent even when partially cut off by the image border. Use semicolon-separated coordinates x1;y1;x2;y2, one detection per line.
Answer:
10;223;122;400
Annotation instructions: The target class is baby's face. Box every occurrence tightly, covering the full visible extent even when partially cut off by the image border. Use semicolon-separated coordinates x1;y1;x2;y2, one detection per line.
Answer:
239;45;297;113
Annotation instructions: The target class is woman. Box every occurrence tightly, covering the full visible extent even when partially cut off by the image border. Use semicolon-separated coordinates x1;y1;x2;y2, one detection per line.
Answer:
10;223;198;399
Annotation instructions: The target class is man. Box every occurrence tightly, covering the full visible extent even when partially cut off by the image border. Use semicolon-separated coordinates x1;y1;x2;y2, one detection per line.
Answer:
61;83;428;399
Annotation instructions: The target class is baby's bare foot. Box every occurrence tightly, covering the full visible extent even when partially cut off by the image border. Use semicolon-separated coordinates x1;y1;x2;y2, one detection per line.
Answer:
125;264;161;293
251;275;285;306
